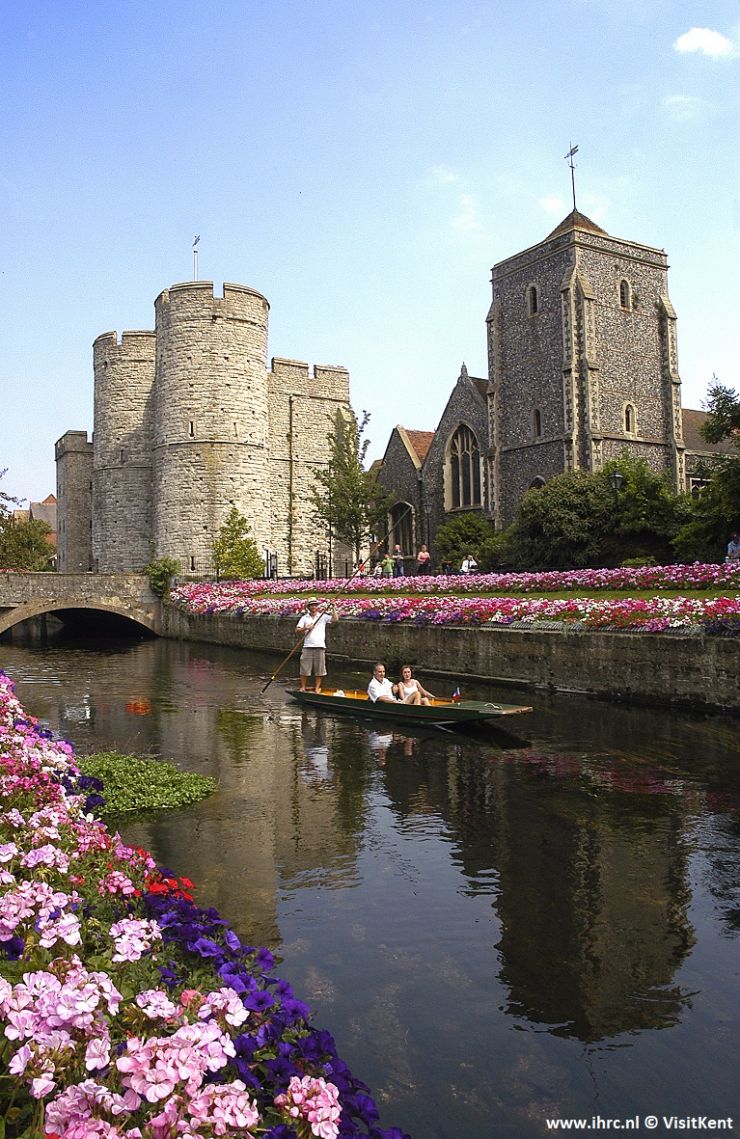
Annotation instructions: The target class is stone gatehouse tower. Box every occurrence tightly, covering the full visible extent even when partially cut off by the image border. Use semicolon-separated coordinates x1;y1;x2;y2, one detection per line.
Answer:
487;209;685;526
56;280;352;577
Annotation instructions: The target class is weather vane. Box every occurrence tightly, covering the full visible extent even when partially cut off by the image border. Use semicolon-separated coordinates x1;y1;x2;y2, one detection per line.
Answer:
564;143;578;211
192;235;200;281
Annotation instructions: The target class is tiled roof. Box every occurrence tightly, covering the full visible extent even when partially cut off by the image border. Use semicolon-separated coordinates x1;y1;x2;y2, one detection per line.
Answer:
545;209;609;240
682;409;737;455
403;429;435;464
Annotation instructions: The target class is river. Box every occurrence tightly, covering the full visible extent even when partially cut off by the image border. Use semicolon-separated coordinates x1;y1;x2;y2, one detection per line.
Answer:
2;630;739;1138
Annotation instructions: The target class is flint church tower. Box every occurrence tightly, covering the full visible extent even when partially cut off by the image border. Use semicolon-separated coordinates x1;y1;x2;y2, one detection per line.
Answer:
486;210;686;527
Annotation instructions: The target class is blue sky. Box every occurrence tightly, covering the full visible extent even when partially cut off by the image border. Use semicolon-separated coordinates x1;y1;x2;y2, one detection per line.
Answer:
2;0;739;503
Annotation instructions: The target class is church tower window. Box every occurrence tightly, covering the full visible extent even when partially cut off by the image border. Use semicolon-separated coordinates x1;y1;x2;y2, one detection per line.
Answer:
624;403;637;434
527;284;539;316
619;279;631;310
533;408;542;438
448;425;482;509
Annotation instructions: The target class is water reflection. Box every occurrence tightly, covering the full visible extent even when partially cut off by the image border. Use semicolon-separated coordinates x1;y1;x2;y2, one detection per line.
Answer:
2;634;740;1138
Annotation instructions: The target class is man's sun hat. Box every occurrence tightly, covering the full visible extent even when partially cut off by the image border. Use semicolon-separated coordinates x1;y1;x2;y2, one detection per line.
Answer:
307;597;320;606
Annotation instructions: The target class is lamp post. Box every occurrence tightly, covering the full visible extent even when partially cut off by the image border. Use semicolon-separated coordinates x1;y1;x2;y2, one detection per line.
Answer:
609;470;625;505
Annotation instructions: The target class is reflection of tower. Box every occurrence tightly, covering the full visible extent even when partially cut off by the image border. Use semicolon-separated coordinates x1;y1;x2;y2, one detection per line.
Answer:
491;766;695;1040
381;749;695;1042
92;331;156;572
153;282;271;574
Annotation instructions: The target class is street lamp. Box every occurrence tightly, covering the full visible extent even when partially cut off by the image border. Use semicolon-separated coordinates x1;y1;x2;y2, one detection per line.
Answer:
609;470;625;503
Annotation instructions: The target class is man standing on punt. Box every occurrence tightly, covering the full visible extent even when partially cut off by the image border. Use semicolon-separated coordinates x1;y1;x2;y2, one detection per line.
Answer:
296;598;339;694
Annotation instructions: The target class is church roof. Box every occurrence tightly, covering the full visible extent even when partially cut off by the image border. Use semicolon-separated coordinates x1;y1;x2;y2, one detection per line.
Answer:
545;209;609;240
681;409;737;456
403;429;435;464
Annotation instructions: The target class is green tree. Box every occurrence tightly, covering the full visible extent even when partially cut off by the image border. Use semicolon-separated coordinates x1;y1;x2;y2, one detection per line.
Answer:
504;455;688;570
434;512;495;572
310;410;393;562
602;454;691;566
672;378;740;561
0;468;20;515
507;470;612;570
144;555;181;598
674;456;740;563
212;507;264;580
700;378;740;445
0;516;55;571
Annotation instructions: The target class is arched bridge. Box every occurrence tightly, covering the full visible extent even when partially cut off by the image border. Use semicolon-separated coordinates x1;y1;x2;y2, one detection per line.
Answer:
0;573;160;636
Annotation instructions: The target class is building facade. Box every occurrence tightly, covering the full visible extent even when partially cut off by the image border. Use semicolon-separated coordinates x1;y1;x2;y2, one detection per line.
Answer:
377;211;730;563
56;280;352;577
488;209;684;527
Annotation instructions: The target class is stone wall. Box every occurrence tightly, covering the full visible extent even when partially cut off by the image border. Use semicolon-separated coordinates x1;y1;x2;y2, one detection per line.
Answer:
487;219;684;527
93;330;156;572
158;608;740;714
55;280;352;581
267;359;352;577
55;432;93;573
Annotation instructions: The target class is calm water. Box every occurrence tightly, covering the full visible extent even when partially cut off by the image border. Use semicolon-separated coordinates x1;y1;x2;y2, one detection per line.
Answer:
2;632;740;1138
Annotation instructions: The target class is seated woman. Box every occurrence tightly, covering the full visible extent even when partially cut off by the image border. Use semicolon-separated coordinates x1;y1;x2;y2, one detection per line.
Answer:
396;664;435;706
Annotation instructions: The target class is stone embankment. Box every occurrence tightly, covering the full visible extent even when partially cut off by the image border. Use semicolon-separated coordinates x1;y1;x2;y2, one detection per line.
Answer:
159;607;740;714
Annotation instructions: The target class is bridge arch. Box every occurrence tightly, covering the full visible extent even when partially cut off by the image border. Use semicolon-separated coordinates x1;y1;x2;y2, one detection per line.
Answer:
0;600;158;638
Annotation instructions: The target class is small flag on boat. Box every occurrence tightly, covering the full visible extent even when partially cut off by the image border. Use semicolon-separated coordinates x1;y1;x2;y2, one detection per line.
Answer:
452;687;461;702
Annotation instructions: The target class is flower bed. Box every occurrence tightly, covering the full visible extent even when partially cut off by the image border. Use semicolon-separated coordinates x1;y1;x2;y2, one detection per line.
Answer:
173;561;740;608
0;670;408;1139
171;575;740;634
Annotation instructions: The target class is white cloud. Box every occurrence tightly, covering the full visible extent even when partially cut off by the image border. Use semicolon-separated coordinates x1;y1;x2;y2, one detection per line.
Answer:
662;93;706;121
429;164;460;185
539;194;566;217
451;193;481;232
673;27;735;58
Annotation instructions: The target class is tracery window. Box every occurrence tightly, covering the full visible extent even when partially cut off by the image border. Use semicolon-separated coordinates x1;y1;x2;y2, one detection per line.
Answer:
448;425;481;509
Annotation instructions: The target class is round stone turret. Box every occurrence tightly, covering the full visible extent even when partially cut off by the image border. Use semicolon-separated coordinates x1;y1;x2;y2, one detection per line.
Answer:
152;282;271;573
92;330;156;571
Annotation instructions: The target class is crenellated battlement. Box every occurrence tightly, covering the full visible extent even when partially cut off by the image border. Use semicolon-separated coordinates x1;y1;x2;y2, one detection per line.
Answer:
270;358;350;400
155;280;270;324
57;276;351;578
93;331;156;367
55;430;92;459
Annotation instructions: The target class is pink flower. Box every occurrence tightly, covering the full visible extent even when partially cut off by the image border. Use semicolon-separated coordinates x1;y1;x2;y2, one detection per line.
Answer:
85;1035;111;1071
275;1075;341;1139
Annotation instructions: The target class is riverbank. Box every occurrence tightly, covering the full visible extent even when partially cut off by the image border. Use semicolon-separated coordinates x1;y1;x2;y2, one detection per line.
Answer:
160;607;740;714
0;669;407;1139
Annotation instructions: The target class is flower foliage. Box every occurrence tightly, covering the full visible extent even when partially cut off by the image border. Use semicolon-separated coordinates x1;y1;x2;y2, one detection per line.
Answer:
0;670;409;1139
170;563;740;634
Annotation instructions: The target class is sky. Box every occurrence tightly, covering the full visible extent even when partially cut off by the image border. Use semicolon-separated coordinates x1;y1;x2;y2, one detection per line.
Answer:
2;0;739;504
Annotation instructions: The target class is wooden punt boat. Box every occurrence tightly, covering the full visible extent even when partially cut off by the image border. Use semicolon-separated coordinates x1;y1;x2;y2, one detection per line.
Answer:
287;688;533;727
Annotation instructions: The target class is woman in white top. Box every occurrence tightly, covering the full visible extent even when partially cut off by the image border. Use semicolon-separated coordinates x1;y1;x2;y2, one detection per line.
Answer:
396;664;434;706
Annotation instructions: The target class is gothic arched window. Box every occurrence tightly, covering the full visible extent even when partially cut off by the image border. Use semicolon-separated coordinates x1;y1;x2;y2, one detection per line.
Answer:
619;279;631;310
527;284;539;316
448;425;481;509
624;403;636;434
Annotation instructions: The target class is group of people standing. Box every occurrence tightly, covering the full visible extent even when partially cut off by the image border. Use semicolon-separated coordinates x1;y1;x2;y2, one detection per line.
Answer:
367;544;478;577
